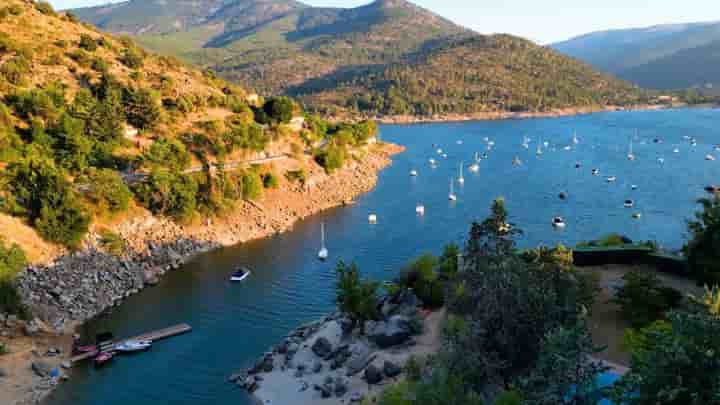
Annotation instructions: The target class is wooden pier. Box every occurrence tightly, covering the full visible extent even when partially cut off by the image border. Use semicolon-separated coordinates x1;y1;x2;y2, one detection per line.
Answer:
70;323;192;364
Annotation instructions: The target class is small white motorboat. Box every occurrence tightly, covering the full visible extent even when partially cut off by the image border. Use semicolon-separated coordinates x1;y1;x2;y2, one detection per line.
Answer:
415;204;425;215
468;162;479;173
706;154;716;161
606;176;617;183
115;340;152;353
457;140;463;145
552;217;566;228
563;145;572;151
592;169;600;176
631;184;638;190
318;222;328;260
428;158;436;165
410;170;418;176
437;148;443;154
691;139;697;147
488;141;495;147
512;156;522;166
657;157;665;164
632;212;642;219
230;267;251;282
483;137;489;142
715;145;720;152
673;147;680;153
448;178;457;201
683;135;691;140
624;199;634;208
543;141;549;148
368;214;377;224
442;153;448;158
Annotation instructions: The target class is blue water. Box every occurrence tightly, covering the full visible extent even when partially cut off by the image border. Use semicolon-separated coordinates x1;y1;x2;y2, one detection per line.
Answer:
45;108;720;405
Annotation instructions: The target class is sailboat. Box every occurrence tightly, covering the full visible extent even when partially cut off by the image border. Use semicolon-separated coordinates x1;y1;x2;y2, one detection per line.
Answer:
448;178;457;201
317;222;328;260
536;138;543;155
457;162;465;184
468;153;480;172
572;131;579;145
521;135;530;149
627;131;636;161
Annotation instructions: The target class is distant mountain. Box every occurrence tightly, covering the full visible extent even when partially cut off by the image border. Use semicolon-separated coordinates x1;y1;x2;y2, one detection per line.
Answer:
553;22;720;90
73;0;645;116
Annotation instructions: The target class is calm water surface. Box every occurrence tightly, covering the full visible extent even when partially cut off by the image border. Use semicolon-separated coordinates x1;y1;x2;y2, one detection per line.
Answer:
46;108;720;405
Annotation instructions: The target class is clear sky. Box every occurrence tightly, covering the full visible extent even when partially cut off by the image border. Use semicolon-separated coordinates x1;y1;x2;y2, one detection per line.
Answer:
49;0;720;44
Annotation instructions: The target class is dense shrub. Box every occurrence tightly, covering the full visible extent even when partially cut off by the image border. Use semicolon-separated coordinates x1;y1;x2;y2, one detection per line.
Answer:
0;238;27;281
82;168;132;214
120;47;144;69
123;88;162;130
335;261;379;334
612;269;683;327
1;55;31;85
241;171;263;200
132;168;198;222
399;254;445;308
79;34;98;52
142;138;191;171
0;32;17;53
254;96;294;124
98;229;127;256
684;196;720;285
285;169;306;186
46;112;92;171
35;1;56;16
8;4;24;16
3;157;89;247
262;172;279;189
314;144;347;173
8;85;65;123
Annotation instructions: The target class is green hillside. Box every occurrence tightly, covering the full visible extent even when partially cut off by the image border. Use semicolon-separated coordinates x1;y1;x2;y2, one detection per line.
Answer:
73;0;646;116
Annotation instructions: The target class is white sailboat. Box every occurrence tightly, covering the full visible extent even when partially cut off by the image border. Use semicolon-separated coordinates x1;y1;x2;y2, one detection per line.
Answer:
457;162;465;184
536;138;543;155
448;178;457;201
415;204;425;215
469;153;480;173
572;131;579;145
522;135;530;149
627;133;635;161
317;222;328;260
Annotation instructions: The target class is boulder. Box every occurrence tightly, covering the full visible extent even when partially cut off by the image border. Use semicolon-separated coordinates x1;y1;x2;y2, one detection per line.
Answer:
345;343;374;376
311;337;333;359
334;379;348;397
261;356;274;373
0;367;6;377
312;360;322;373
364;364;383;384
314;383;332;398
383;360;402;378
368;315;411;348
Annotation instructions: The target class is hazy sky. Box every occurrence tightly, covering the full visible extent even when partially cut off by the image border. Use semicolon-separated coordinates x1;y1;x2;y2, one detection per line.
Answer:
50;0;720;44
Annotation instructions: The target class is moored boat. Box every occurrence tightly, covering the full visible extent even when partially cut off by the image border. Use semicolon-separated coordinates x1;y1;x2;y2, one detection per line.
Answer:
230;267;251;282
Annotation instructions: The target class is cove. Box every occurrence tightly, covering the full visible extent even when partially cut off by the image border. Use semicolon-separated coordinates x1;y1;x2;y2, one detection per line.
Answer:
45;108;720;405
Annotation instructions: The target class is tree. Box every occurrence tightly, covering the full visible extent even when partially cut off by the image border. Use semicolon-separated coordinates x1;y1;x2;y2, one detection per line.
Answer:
612;269;683;327
82;168;132;214
466;197;522;266
0;239;28;317
241;171;263;200
79;34;98;51
518;321;608;405
262;96;294;124
142;138;191;172
120;47;144;69
335;261;379;334
613;309;720;405
132;168;197;222
124;88;162;130
684;196;720;285
47;112;92;171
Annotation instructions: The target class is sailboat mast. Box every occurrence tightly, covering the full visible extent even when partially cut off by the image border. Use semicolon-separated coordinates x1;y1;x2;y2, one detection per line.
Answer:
321;222;325;248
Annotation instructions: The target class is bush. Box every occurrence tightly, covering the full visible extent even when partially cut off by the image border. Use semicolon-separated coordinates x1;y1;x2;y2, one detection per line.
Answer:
400;254;445;308
91;57;109;73
1;56;31;85
612;269;683;327
262;172;279;189
0;32;16;53
82;169;132;214
79;34;98;52
124;88;162;130
120;47;144;69
285;169;306;186
685;196;720;285
8;4;24;16
314;144;347;173
133;168;198;222
0;238;27;281
98;229;127;256
0;279;28;319
241;171;263;200
35;1;56;16
142;138;191;171
3;157;90;247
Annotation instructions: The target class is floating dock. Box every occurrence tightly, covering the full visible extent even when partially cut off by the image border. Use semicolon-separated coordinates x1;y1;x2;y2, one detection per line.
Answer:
70;323;192;364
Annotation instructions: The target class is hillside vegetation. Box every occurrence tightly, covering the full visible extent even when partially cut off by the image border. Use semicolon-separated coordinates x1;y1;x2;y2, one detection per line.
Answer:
0;0;377;252
73;0;646;117
553;21;720;91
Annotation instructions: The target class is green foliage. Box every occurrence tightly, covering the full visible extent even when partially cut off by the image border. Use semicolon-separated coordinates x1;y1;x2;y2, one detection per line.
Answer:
314;144;347;173
466;197;522;265
377;380;414;405
285;169;307;186
35;1;56;16
518;321;608;405
685;196;720;285
613;309;720;405
81;169;132;214
0;279;28;319
222;118;269;152
3;157;89;247
132;168;198;222
98;229;127;256
261;172;279;189
255;96;294;124
335;261;379;334
403;355;422;382
46;113;92;171
494;391;523;405
0;238;27;281
1;55;31;86
691;285;720;316
438;243;460;275
9;85;65;123
123;88;162;130
79;34;98;52
120;47;144;69
8;4;24;16
612;269;683;327
142;138;191;171
622;319;672;359
399;254;445;308
241;171;263;200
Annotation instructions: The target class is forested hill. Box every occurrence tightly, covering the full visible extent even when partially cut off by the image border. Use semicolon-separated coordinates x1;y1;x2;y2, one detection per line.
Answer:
71;0;645;117
552;21;720;90
0;0;377;253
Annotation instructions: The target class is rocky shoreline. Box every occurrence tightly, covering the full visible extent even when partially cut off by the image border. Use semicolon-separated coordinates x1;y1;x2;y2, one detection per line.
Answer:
230;290;445;405
3;143;403;405
376;104;667;124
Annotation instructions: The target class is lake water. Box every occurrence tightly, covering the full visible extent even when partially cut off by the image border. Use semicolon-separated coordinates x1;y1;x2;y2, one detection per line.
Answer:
45;108;720;405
